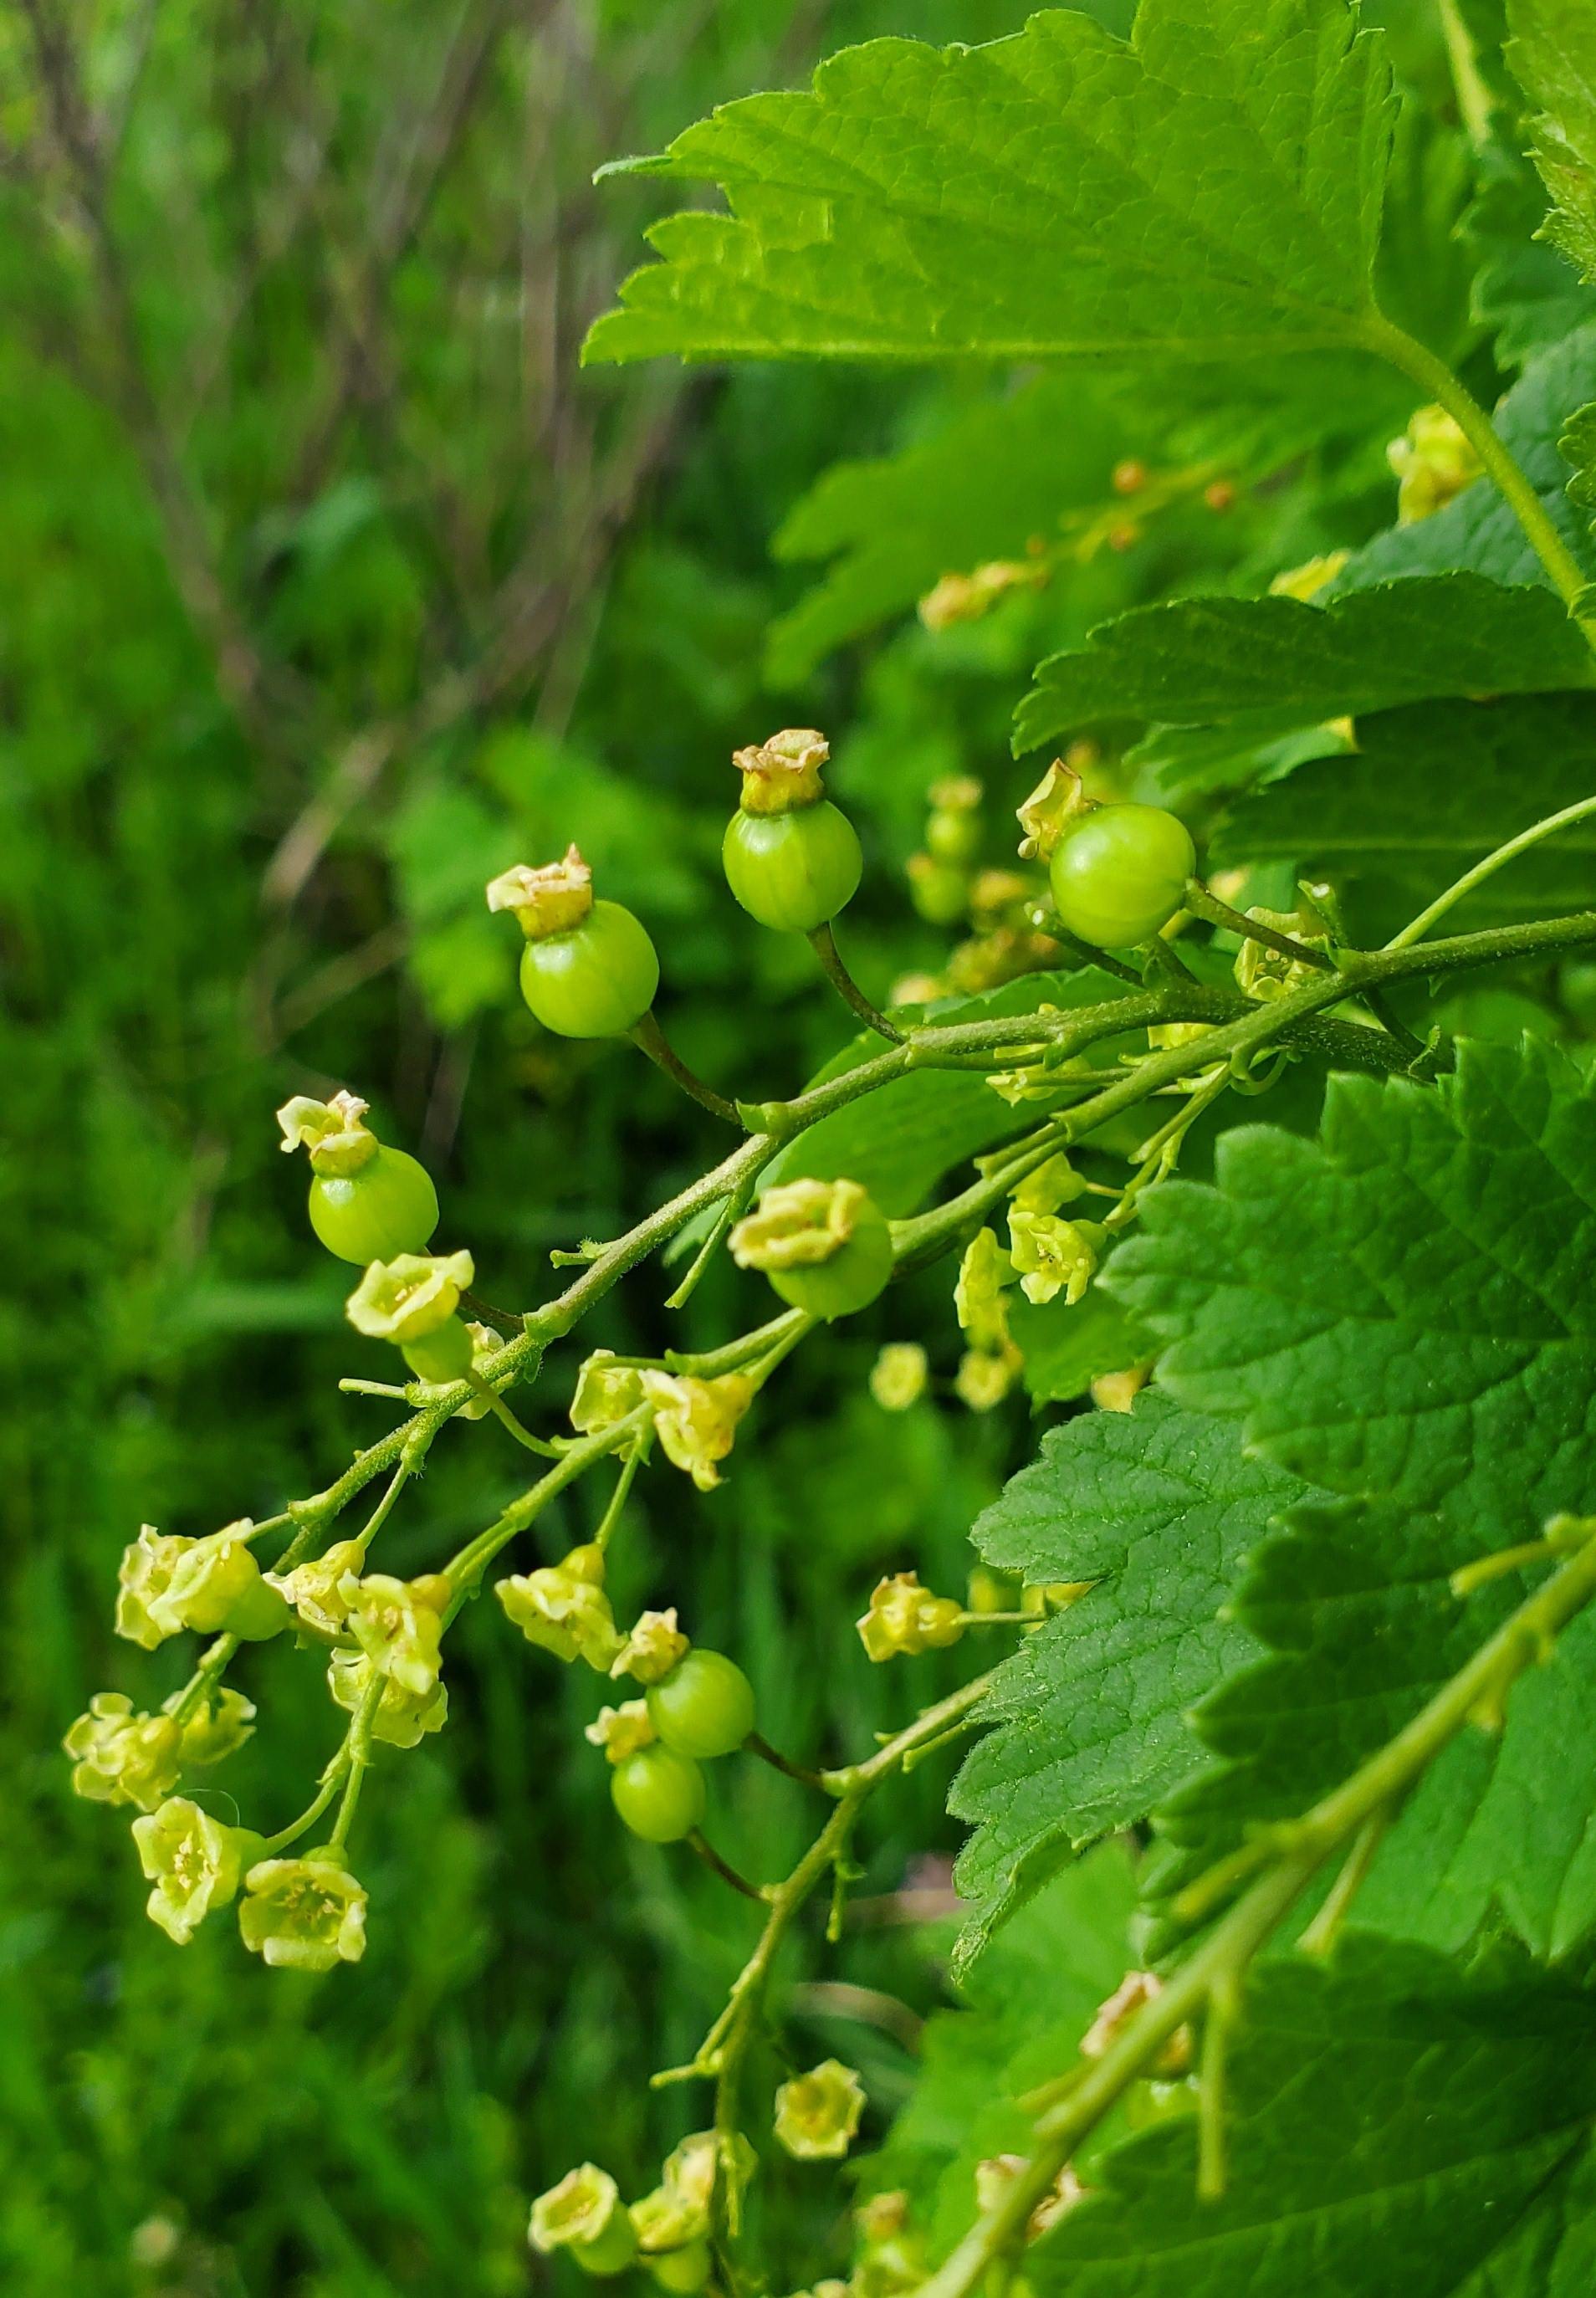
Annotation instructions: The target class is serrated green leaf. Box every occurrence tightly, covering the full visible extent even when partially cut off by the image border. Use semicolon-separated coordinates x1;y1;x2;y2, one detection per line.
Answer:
1107;1041;1596;1956
1506;0;1596;287
1010;1286;1151;1404
1463;123;1596;366
1212;691;1596;944
949;1395;1312;1965
584;0;1396;371
1015;574;1591;754
1026;1940;1596;2297
1333;320;1596;591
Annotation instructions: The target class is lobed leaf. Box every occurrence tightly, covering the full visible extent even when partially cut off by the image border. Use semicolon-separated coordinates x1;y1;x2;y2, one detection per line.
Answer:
1506;0;1596;288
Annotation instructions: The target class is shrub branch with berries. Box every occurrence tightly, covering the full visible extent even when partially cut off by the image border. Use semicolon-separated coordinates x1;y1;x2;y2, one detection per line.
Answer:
69;3;1596;2293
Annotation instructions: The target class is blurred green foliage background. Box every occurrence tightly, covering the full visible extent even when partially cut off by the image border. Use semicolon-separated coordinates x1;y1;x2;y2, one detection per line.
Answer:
0;0;1481;2290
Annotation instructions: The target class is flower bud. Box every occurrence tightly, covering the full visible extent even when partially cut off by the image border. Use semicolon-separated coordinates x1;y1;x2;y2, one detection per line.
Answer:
1006;1210;1103;1308
172;1686;257;1767
611;1607;690;1686
131;1797;262;1945
275;1088;378;1177
585;1699;656;1763
150;1522;291;1643
570;1349;647;1436
345;1249;474;1347
869;1342;928;1413
269;1538;368;1638
918;560;1040;632
732;727;829;815
1010;1152;1083;1216
857;1573;965;1663
1015;759;1089;862
329;1651;448;1747
64;1694;183;1811
497;1548;621;1672
340;1572;445;1697
974;2155;1087;2235
639;1371;755;1493
484;846;595;939
454;1323;505;1419
772;2060;866;2160
238;1847;368;1971
529;2164;637;2277
115;1525;190;1650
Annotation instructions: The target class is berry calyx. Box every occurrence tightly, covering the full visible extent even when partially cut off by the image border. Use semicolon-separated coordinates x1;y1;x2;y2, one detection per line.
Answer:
729;1175;893;1321
646;1649;755;1760
487;847;659;1037
722;727;862;933
277;1090;440;1264
610;1743;706;1843
1047;804;1195;949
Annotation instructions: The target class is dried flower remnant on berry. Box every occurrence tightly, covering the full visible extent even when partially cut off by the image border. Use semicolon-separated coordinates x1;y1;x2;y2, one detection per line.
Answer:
497;1547;621;1671
131;1797;260;1945
857;1573;965;1662
730;1175;866;1271
639;1370;755;1492
731;725;830;813
773;2060;867;2160
328;1651;448;1747
274;1088;378;1175
1015;760;1090;862
484;845;595;938
238;1850;368;1971
345;1250;473;1345
869;1342;928;1412
64;1695;183;1811
611;1608;690;1686
585;1700;657;1763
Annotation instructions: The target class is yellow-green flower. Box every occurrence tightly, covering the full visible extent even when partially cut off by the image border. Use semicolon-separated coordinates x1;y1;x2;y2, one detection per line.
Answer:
584;1700;656;1763
857;1574;965;1663
268;1537;367;1638
148;1522;290;1643
238;1848;368;1972
274;1088;377;1175
328;1651;448;1748
131;1797;261;1946
610;1608;689;1686
570;1349;647;1436
1233;907;1330;1003
172;1687;257;1768
954;1344;1022;1413
1010;1152;1083;1217
954;1229;1015;1354
1388;402;1481;522
639;1370;755;1492
1006;1210;1102;1308
115;1524;189;1650
497;1546;620;1671
64;1695;183;1812
529;2163;637;2275
340;1571;447;1697
773;2060;866;2161
869;1343;928;1413
345;1249;473;1345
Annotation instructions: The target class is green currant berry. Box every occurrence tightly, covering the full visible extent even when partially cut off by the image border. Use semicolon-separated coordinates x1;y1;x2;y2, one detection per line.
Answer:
400;1315;475;1385
519;900;660;1038
610;1743;706;1843
1048;804;1195;949
769;1195;893;1321
723;803;862;934
307;1145;439;1266
647;1650;756;1760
